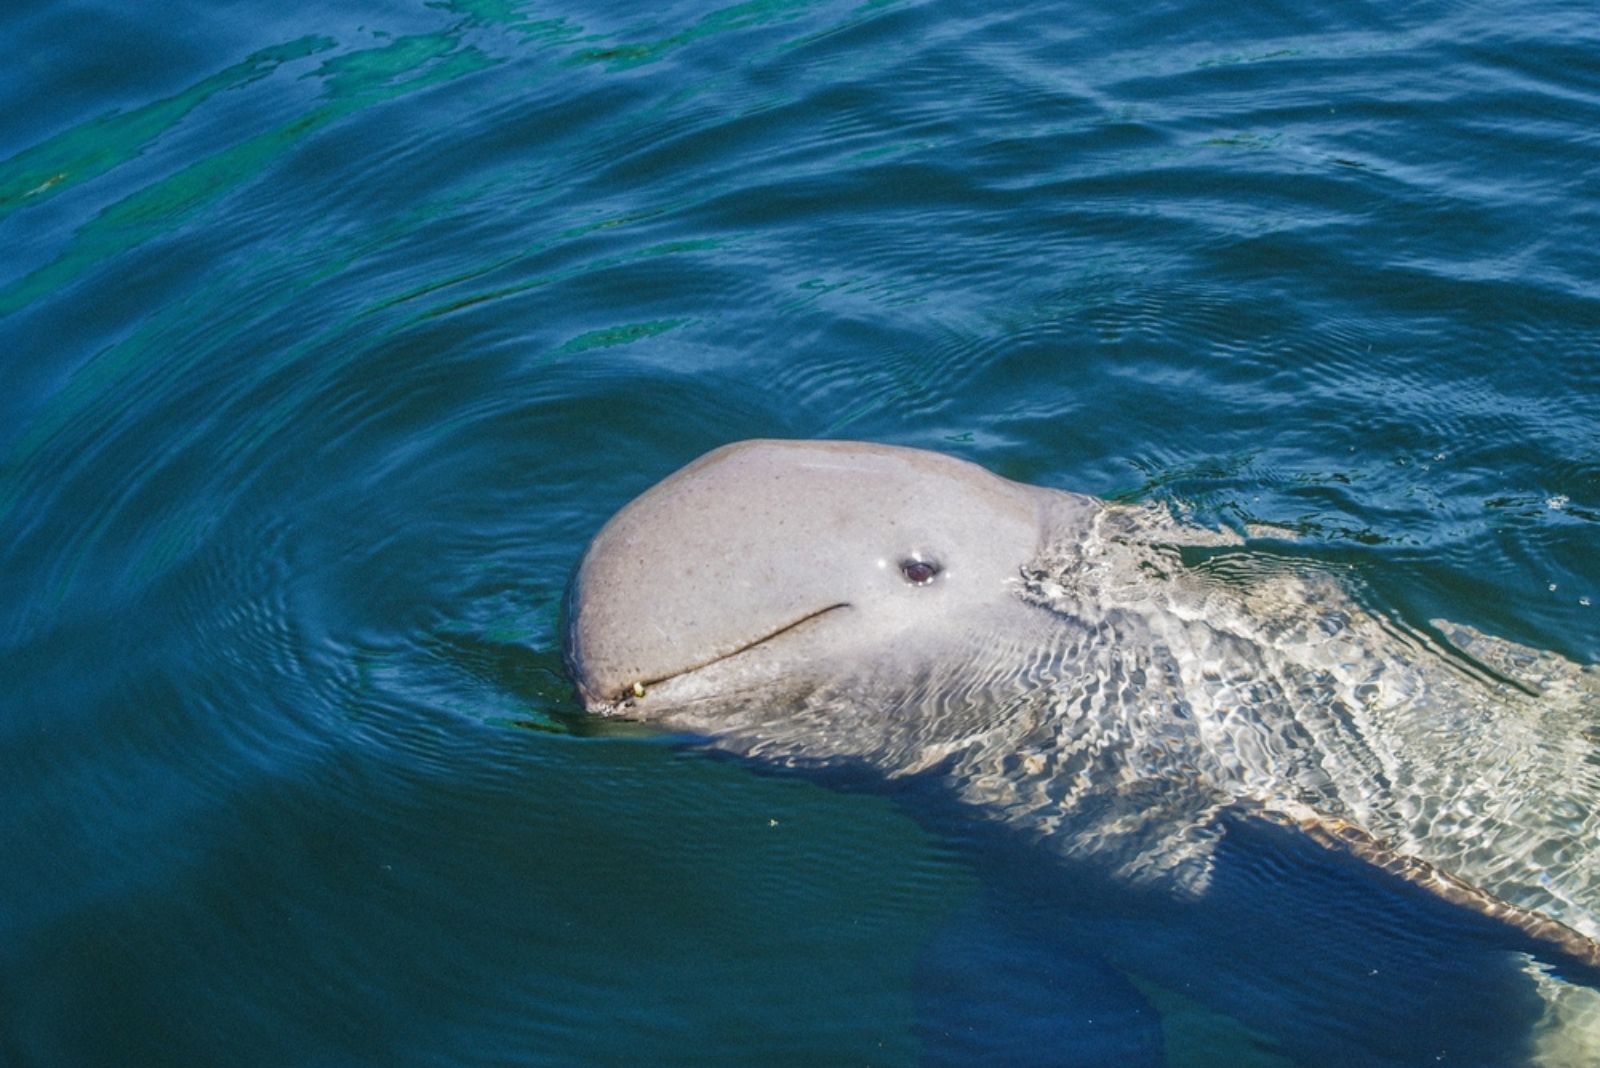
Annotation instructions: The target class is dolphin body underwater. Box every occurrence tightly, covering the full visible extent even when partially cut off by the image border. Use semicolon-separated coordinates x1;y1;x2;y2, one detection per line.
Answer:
564;439;1600;1063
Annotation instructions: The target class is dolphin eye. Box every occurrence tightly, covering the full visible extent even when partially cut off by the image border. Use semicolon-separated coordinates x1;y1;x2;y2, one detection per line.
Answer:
899;558;940;586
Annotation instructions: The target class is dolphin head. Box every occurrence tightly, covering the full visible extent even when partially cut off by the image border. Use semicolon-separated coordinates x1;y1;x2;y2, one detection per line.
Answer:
564;439;1091;756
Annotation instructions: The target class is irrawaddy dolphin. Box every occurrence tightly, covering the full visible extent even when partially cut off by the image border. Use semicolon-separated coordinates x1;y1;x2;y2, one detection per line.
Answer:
564;438;1600;1060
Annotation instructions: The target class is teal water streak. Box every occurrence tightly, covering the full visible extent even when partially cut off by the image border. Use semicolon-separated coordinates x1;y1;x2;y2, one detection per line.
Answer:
0;32;500;318
0;36;336;222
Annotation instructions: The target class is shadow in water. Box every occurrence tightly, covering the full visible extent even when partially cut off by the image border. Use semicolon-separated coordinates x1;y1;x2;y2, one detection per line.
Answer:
741;754;1565;1067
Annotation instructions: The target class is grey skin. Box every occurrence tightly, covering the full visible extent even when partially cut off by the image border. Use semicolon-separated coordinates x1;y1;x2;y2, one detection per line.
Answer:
566;439;1600;1047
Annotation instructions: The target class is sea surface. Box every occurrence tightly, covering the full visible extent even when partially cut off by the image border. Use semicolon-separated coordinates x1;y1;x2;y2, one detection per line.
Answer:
2;0;1597;1064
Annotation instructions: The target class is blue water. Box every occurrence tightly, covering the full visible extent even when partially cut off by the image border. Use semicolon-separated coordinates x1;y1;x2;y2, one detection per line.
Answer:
2;0;1596;1064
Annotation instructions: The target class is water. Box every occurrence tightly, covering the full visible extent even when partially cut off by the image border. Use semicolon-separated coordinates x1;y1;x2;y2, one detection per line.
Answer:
1;0;1595;1063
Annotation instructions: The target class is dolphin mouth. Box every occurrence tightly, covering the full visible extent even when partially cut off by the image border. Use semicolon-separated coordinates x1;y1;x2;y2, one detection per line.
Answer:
600;602;853;709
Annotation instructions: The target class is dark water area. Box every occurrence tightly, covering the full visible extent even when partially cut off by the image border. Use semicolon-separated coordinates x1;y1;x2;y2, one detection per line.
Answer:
1;0;1596;1064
